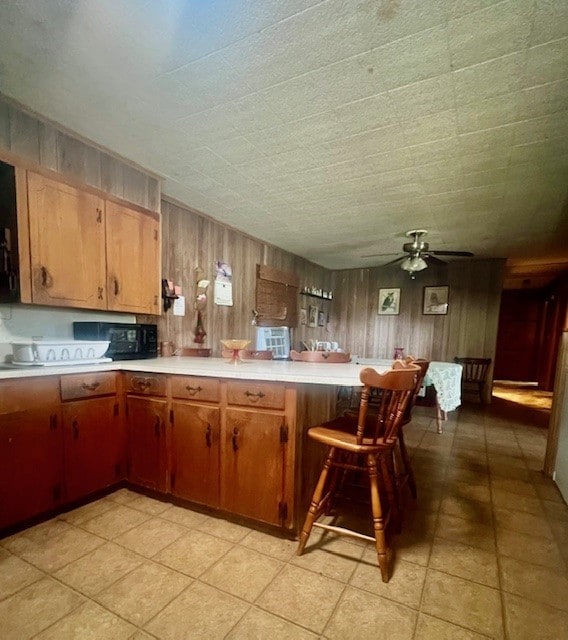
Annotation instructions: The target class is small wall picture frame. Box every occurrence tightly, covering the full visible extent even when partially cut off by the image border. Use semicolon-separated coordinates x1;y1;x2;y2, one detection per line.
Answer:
300;308;308;325
378;288;401;315
308;305;318;327
318;310;325;327
423;285;449;315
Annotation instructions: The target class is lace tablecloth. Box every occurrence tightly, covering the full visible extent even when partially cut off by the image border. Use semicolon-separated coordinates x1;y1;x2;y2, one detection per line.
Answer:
424;361;463;412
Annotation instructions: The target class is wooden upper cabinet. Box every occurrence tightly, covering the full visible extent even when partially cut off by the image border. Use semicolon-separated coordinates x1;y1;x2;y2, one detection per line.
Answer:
26;171;107;309
106;201;160;315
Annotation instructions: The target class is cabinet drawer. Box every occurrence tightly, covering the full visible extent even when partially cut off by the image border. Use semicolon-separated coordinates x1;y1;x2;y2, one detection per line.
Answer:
61;372;117;401
1;377;60;413
227;381;285;410
171;376;220;403
124;372;167;396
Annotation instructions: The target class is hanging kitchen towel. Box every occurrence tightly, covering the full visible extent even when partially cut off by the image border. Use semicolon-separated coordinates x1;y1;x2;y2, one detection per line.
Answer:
214;260;233;306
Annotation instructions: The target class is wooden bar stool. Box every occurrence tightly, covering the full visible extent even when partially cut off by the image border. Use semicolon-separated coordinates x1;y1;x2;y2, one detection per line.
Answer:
297;365;419;582
393;357;430;499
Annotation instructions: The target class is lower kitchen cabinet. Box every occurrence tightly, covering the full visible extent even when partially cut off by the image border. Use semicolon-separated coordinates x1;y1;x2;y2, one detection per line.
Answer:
0;378;64;529
170;401;220;507
126;395;168;492
62;396;124;502
222;408;288;526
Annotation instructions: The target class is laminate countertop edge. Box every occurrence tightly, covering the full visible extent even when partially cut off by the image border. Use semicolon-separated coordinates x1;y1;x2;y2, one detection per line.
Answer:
0;357;391;386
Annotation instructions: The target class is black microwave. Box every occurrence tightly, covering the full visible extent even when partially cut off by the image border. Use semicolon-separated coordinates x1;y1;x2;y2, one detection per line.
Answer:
73;322;158;360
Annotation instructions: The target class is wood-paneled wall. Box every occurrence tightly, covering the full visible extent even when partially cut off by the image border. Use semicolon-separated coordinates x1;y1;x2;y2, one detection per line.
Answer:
331;259;505;368
148;199;332;354
0;94;160;211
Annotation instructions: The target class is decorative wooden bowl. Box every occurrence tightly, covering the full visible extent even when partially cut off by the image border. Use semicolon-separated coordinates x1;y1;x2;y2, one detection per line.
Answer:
221;339;251;364
290;350;351;363
178;347;212;357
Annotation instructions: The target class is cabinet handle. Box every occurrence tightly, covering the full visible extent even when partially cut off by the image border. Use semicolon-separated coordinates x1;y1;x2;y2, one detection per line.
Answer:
72;420;79;440
114;277;120;296
232;427;239;452
81;381;100;392
245;390;265;400
96;207;102;223
40;266;53;289
154;415;161;437
186;385;203;395
98;287;104;300
133;377;153;391
205;424;212;448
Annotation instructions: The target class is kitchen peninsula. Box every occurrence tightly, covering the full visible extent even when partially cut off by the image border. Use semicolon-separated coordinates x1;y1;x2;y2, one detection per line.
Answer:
0;358;390;536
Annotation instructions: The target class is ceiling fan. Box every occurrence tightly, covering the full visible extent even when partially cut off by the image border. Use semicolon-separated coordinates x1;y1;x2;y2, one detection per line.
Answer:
363;230;474;276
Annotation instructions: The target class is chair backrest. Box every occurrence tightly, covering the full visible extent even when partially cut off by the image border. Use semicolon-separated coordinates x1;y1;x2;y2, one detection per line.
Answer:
222;349;274;360
357;366;419;446
454;357;491;383
394;357;430;413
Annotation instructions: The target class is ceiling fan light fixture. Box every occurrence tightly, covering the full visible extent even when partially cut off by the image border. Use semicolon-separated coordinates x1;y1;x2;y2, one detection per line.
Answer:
401;256;428;272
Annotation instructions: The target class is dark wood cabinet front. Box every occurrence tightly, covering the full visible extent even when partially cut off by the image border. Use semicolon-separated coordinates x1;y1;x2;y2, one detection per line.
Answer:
0;378;63;529
170;402;220;508
62;396;124;502
222;408;287;526
126;396;168;492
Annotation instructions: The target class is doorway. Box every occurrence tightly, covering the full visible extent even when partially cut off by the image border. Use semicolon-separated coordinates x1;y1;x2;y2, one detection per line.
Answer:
494;289;563;391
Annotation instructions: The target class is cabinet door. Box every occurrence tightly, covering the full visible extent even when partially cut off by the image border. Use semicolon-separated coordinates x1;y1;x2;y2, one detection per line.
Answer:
63;397;125;502
0;381;63;529
171;402;220;508
222;409;286;526
106;201;160;315
27;171;107;309
126;396;168;492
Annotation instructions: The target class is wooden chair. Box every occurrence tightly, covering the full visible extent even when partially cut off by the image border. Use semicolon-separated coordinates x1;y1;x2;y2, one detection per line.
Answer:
454;357;491;403
297;365;419;582
345;358;429;500
221;349;273;360
392;357;430;499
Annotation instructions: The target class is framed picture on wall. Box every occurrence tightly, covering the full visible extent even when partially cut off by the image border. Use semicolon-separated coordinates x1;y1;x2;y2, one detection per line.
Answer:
318;310;325;327
423;285;449;315
378;288;400;315
308;305;318;327
300;308;308;325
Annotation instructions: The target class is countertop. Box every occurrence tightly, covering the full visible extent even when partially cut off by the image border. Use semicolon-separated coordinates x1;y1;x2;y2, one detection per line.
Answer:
0;356;392;386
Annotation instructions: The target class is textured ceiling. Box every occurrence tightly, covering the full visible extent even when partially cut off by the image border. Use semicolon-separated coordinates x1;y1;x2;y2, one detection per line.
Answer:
0;0;567;274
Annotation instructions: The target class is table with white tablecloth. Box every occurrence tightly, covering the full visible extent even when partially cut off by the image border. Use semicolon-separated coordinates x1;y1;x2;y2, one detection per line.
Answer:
423;361;463;432
354;358;463;433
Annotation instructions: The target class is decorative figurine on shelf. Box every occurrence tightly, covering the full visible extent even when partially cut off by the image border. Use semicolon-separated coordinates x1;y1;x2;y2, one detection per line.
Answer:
194;309;206;344
193;267;210;344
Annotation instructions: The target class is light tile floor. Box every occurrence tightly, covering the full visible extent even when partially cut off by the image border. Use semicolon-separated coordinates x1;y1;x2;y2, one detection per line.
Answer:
1;403;568;639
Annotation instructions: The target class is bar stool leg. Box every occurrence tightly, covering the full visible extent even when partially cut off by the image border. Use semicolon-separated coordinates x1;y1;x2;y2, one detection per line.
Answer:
398;430;417;498
297;447;336;556
380;453;402;534
367;454;390;582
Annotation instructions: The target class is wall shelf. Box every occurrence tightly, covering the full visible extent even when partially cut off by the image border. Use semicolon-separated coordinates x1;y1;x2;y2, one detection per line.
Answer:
300;292;333;301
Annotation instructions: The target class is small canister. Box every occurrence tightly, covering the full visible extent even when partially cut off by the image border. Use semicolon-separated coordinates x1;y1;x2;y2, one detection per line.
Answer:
393;347;405;360
161;341;174;357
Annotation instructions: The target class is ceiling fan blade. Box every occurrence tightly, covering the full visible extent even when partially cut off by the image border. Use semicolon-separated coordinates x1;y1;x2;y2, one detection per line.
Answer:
381;256;406;267
430;250;474;257
361;252;400;258
425;255;447;266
